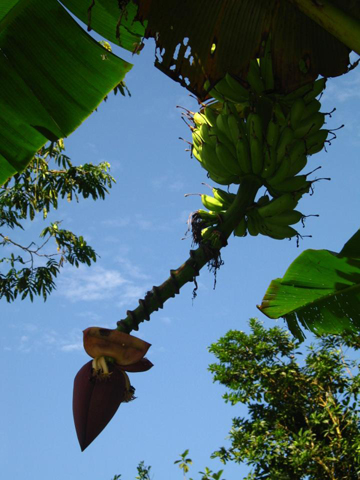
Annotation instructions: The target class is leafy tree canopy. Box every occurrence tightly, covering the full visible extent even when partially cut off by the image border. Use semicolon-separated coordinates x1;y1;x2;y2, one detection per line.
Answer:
0;141;115;302
209;319;360;480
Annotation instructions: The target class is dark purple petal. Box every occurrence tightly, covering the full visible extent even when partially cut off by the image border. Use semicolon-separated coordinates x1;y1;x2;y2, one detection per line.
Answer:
73;361;128;451
122;358;154;372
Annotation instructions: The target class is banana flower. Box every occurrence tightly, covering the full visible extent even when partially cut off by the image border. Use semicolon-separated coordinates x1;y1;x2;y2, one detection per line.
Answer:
73;327;153;451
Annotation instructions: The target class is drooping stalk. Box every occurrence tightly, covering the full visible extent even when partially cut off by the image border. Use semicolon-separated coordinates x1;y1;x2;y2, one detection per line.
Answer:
287;0;360;55
117;176;261;334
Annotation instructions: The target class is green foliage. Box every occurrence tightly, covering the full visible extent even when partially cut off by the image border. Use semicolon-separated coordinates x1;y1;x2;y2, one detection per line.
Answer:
258;229;360;340
111;454;224;480
208;319;360;479
0;140;115;302
0;0;132;185
174;449;193;475
135;461;152;480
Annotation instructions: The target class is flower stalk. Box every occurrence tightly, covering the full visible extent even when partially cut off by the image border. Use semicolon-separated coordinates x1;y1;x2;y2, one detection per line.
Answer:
117;176;262;334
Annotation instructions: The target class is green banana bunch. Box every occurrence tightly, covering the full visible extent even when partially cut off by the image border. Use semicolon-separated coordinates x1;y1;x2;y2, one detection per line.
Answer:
206;74;250;104
234;217;247;237
201;187;236;213
244;193;302;240
188;36;330;244
196;209;221;225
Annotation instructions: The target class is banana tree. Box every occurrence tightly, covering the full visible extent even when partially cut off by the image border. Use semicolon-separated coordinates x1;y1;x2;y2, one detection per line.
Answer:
2;0;360;184
2;0;360;451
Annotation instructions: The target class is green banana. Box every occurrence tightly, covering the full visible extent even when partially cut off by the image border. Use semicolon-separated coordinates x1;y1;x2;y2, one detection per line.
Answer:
261;145;277;179
257;194;270;207
282;83;314;104
287;140;307;177
247;58;265;94
216;141;243;176
199;142;225;178
257;193;298;217
225;73;250;101
213;187;236;207
207;170;239;185
200;123;217;147
234;217;247;237
214;77;248;104
294;112;325;139
271;175;310;193
236;136;252;174
247;112;263;141
193;112;208;127
303;77;326;104
301;99;321;120
227;113;240;144
267;155;292;186
265;209;304;226
207;85;227;103
273;103;287;126
216;111;231;139
305;129;328;155
196;209;220;224
276;127;295;163
266;118;280;148
201;194;226;212
247;213;260;236
288;139;307;161
209;123;237;157
287;154;307;178
262;222;298;240
250;136;264;175
259;37;274;91
192;130;203;149
290;98;306;130
203;106;218;126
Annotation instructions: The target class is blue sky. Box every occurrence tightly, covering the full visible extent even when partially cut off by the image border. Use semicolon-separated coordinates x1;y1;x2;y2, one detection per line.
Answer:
1;25;360;479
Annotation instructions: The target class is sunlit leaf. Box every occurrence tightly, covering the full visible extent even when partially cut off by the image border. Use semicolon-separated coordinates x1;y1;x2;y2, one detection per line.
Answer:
61;0;146;53
258;229;360;340
0;0;132;186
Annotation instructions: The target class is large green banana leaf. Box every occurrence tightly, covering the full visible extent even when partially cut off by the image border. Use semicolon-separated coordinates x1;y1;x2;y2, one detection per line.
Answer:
0;0;132;186
258;230;360;341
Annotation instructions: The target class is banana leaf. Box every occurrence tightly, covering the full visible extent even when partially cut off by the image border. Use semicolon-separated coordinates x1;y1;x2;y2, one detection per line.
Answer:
0;0;132;186
60;0;146;53
133;0;353;99
258;230;360;341
57;1;356;99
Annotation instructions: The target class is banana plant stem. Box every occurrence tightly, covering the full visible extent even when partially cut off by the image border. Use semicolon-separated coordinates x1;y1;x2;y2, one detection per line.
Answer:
287;0;360;55
117;176;261;334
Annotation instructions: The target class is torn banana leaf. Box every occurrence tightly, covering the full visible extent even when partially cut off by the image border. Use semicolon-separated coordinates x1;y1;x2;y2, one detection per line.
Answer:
258;229;360;341
0;0;132;186
60;0;146;53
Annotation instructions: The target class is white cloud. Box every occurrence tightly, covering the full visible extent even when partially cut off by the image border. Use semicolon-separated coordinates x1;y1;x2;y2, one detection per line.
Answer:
325;70;360;103
116;284;149;308
101;218;130;228
160;316;171;325
60;342;83;352
115;257;150;281
58;265;129;301
168;180;185;192
7;325;84;354
75;311;103;322
57;263;153;310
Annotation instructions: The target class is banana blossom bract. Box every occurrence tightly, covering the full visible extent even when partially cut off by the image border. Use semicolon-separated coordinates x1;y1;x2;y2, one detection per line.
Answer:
73;327;153;451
